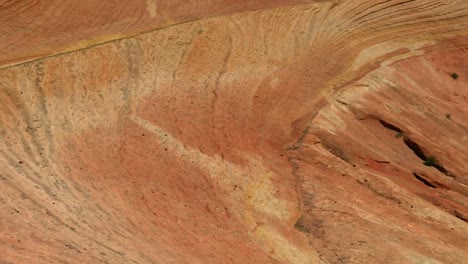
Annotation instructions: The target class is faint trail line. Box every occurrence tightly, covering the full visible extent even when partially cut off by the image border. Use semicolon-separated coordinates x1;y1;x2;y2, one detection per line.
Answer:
0;3;317;70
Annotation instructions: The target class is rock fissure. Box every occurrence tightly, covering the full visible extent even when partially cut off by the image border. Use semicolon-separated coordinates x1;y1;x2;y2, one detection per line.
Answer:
412;172;437;188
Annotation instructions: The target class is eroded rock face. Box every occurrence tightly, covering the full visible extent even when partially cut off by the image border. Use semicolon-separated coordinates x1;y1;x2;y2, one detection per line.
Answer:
0;1;467;263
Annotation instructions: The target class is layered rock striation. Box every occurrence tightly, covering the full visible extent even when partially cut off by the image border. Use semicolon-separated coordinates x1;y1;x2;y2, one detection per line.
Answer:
1;0;467;263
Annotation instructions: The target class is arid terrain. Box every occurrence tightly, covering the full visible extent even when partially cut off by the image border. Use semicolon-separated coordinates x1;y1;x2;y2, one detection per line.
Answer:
1;0;467;263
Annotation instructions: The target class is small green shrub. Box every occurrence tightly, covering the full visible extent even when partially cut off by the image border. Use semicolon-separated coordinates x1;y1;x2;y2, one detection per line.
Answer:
450;73;459;80
445;113;451;119
423;156;437;166
395;132;403;138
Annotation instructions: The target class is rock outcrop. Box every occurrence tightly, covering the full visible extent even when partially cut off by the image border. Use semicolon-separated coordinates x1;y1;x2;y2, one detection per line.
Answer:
1;0;467;263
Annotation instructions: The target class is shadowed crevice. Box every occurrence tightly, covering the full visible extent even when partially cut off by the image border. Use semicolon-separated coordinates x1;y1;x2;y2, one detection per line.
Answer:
378;119;402;133
377;119;453;177
403;137;451;176
454;210;468;223
412;172;437;188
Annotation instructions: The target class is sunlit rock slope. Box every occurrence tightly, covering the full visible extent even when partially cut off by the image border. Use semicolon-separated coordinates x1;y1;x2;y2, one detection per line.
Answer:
1;0;467;263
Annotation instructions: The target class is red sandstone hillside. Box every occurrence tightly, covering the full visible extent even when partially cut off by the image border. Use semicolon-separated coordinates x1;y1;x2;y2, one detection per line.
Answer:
1;0;467;263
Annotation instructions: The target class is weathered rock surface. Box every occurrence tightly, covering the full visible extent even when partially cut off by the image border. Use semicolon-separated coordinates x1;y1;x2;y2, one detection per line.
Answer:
1;0;467;263
0;0;316;69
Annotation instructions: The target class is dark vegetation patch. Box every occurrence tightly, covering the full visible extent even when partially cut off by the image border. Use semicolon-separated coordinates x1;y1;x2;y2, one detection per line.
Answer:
450;72;459;80
294;215;311;233
423;156;437;166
